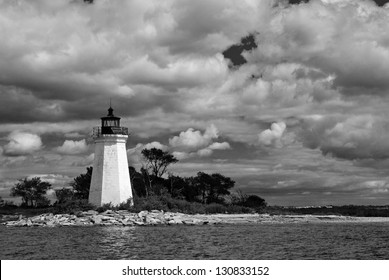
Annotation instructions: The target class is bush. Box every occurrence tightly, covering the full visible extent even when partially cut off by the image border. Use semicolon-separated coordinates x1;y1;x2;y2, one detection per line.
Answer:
52;199;94;214
88;193;260;215
96;203;115;213
225;205;253;214
204;203;227;214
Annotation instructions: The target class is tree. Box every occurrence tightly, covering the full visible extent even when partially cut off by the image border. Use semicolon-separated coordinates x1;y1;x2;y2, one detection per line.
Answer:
242;195;267;210
141;148;178;178
230;191;267;212
55;188;75;204
192;172;235;204
11;177;51;207
70;167;92;199
129;166;147;197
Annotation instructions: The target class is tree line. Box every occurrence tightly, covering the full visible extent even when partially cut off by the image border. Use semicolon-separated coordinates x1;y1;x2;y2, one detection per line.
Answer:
4;148;267;213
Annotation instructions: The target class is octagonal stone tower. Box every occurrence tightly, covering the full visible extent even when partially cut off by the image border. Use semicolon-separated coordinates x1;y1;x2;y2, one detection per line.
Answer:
89;106;133;207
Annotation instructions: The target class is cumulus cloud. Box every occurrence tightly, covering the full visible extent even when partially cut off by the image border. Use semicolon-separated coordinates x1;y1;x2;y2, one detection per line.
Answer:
299;115;389;160
143;141;168;151
127;141;169;166
167;124;232;159
175;141;231;160
169;124;219;151
258;122;287;147
207;142;231;150
56;139;88;155
3;131;43;156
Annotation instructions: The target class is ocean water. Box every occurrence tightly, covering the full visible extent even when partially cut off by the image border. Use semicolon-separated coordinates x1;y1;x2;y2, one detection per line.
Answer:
1;222;389;259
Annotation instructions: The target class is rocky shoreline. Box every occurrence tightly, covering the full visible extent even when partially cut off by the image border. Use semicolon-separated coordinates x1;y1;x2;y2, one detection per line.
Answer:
3;210;389;227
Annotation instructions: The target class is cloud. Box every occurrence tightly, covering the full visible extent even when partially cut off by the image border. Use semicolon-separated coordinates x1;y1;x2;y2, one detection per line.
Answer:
27;173;72;188
258;122;287;147
207;142;231;150
187;141;232;159
299;115;389;160
197;142;231;157
56;139;88;155
167;124;232;159
127;141;169;166
143;141;168;151
3;131;43;156
73;153;94;167
169;124;219;151
252;0;389;93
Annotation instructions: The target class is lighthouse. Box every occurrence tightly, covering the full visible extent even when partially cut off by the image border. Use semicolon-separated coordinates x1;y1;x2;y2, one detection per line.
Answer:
89;106;133;207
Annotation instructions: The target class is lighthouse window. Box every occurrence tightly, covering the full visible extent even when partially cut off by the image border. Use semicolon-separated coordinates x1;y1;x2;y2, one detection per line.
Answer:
103;119;119;127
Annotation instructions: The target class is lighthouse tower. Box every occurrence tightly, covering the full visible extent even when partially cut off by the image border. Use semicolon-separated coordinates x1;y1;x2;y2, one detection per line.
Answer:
89;106;133;207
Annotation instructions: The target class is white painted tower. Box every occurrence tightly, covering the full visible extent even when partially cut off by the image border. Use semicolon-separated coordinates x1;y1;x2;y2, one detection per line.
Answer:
89;106;133;207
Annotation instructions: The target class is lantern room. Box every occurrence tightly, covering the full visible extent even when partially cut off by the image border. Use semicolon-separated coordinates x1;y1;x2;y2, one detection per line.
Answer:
93;106;128;137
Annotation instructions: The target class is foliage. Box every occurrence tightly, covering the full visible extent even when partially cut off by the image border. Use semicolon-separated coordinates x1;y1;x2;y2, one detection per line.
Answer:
7;151;267;215
11;177;52;208
70;166;92;199
243;195;267;210
52;199;94;214
96;203;114;213
188;172;235;204
112;193;253;214
141;148;178;178
0;197;16;210
129;166;147;197
230;190;267;213
55;188;75;204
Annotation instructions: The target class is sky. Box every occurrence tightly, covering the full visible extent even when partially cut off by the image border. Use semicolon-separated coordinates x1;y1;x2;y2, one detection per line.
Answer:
1;0;389;206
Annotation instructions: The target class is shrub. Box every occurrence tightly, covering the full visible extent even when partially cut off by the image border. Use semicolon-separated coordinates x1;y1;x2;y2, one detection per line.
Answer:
96;203;115;213
52;199;94;214
204;203;227;214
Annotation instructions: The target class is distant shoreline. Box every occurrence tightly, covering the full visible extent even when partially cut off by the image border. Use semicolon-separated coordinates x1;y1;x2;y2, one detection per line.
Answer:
3;210;389;227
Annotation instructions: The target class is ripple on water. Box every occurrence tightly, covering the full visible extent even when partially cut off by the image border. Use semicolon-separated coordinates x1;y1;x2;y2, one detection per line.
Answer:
1;222;389;259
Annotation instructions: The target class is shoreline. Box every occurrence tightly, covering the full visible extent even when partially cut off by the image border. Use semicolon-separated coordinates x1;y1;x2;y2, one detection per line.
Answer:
3;210;389;227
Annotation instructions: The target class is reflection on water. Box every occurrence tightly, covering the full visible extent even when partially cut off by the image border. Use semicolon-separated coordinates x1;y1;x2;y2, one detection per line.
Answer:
1;223;389;259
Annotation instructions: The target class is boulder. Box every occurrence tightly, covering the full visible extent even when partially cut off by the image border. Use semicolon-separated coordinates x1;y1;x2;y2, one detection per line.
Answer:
83;210;99;216
91;215;102;224
138;210;148;218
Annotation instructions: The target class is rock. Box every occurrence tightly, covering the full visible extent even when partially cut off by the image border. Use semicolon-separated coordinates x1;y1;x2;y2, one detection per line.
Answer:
145;216;161;225
116;210;131;215
59;222;74;226
138;210;148;218
120;219;134;226
182;218;203;225
45;220;55;227
83;210;99;216
102;210;116;216
167;220;180;225
100;215;116;221
91;215;102;224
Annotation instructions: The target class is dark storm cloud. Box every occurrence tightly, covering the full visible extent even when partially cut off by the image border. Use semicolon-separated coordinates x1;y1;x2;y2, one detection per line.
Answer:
222;33;258;67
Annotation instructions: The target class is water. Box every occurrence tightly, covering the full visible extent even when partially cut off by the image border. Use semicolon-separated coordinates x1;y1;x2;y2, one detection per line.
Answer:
1;223;389;259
